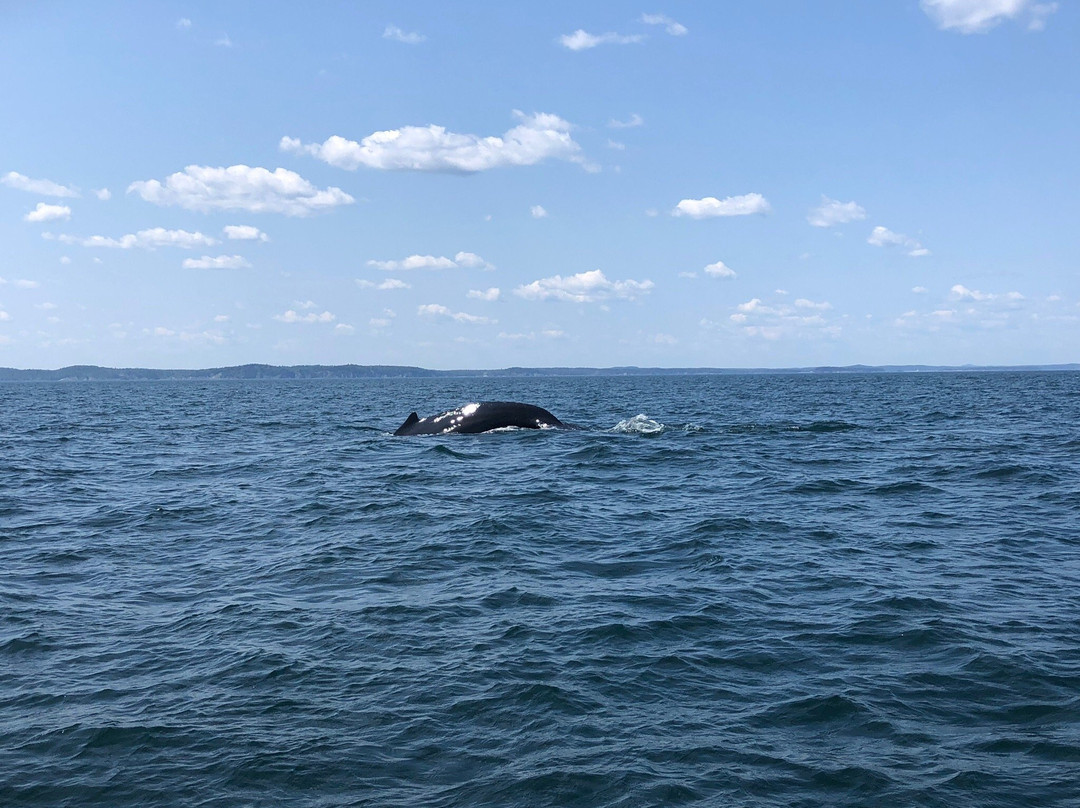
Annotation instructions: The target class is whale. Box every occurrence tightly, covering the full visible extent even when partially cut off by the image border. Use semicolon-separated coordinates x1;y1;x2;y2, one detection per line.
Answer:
393;401;573;436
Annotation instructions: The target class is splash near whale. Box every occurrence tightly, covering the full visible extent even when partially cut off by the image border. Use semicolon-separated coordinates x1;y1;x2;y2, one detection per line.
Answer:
393;401;573;436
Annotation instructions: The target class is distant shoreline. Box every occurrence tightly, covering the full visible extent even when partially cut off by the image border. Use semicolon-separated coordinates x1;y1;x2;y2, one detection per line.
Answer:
1;362;1078;381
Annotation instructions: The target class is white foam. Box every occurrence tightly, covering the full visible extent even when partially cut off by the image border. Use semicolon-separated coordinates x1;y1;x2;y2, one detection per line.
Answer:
612;414;665;435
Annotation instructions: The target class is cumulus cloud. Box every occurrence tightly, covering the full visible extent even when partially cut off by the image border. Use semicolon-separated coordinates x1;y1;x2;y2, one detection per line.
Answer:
0;277;40;289
868;225;929;257
176;18;192;29
921;0;1057;33
275;309;335;323
223;224;269;241
94;188;111;201
215;34;232;47
59;227;218;249
558;29;645;50
183;254;251;269
704;260;736;278
357;278;411;290
334;323;355;335
468;287;500;301
367;250;493;271
608;113;644;129
673;193;771;218
723;293;840;339
807;196;866;227
950;284;1009;302
417;303;493;324
794;298;832;310
913;286;929;293
24;203;71;222
514;269;653;303
128;165;354;216
641;13;688;35
383;24;425;44
2;171;79;198
530;205;548;218
281;111;585;174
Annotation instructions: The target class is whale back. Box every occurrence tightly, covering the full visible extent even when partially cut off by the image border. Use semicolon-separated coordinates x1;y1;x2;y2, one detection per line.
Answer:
393;401;568;436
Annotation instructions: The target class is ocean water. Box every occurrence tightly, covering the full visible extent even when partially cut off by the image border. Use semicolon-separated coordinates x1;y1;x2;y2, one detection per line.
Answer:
2;372;1079;807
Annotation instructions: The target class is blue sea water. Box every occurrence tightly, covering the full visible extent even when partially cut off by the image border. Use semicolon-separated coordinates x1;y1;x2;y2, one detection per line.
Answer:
2;372;1079;807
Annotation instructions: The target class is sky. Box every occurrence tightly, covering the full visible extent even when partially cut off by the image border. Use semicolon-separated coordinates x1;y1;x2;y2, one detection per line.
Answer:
1;0;1077;370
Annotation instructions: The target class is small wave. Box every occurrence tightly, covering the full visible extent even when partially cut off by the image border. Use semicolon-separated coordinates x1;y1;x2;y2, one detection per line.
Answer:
425;444;486;460
792;420;860;433
612;414;665;435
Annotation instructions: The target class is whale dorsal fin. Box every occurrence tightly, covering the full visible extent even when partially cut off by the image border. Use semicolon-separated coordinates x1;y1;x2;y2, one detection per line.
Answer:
395;412;420;435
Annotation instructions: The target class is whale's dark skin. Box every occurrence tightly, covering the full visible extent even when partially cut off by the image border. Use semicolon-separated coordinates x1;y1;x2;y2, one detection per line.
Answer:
393;401;573;436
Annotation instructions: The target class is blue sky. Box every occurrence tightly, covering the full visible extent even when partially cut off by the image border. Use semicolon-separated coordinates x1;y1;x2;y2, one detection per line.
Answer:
1;1;1077;369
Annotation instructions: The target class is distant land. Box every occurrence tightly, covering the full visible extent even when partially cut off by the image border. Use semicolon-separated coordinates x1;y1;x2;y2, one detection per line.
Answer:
0;363;1078;381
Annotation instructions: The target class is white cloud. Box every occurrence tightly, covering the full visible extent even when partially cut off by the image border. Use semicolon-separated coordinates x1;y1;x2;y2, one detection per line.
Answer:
737;298;767;313
558;29;645;50
641;13;688;35
357;278;411;290
281;111;584;173
369;317;392;328
383;24;425;44
454;251;491;269
183;254;251;269
530;204;548;218
65;227;218;249
794;298;832;310
153;326;175;336
722;294;842;340
417;303;493;324
214;314;230;322
921;0;1057;33
704;260;736;279
128;164;354;216
608;113;644;129
672;193;771;218
275;309;335;323
951;283;993;301
223;224;269;241
807;196;866;227
913;286;928;293
59;256;71;264
514;269;653;303
367;250;493;271
2;171;79;198
606;139;626;150
295;300;318;310
334;323;355;334
468;287;500;301
0;276;39;289
176;18;192;29
215;34;232;47
24;203;71;222
94;188;111;201
653;333;678;345
868;225;929;256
